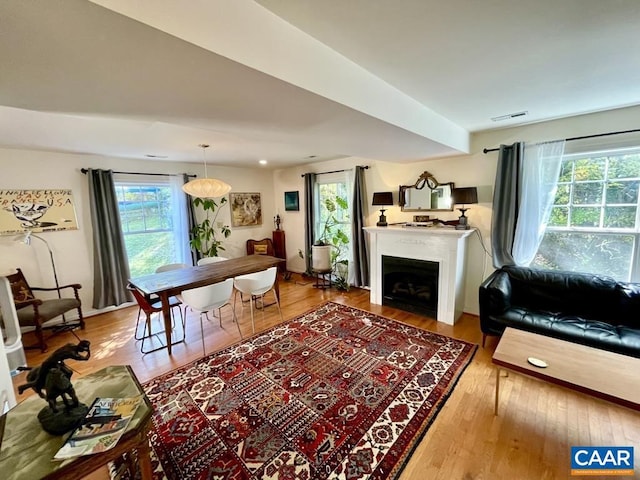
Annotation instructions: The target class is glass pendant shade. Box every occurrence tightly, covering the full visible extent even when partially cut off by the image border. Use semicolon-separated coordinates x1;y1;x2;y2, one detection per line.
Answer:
182;143;232;198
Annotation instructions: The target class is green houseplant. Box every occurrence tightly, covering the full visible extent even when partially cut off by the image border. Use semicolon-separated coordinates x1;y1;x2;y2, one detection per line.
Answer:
190;197;231;257
312;196;350;290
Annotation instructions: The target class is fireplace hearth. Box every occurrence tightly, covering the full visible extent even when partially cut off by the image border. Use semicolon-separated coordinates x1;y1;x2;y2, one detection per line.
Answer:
383;255;439;318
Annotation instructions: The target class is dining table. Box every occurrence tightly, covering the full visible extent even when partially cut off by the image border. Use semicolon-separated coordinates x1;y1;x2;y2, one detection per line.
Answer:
128;255;284;355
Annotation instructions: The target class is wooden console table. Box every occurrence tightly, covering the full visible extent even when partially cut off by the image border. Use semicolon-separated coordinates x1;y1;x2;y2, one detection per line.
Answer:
0;365;153;480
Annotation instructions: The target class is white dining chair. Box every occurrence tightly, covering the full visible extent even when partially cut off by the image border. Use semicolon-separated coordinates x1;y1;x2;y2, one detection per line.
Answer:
233;266;283;334
197;256;228;266
180;278;241;354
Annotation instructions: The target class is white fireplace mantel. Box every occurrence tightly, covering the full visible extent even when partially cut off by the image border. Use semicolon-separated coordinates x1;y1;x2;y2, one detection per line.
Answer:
364;226;474;325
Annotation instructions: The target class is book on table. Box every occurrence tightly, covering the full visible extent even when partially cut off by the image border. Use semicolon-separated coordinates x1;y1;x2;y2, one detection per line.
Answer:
53;396;142;460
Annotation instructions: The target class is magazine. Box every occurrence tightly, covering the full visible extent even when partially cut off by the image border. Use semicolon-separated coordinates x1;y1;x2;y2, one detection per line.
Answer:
53;396;142;460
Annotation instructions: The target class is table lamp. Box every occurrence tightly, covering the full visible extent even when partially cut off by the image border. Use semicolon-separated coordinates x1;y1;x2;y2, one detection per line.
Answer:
452;187;478;230
372;192;394;227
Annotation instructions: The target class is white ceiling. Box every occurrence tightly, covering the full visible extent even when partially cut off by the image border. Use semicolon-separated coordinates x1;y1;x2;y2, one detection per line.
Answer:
1;0;639;168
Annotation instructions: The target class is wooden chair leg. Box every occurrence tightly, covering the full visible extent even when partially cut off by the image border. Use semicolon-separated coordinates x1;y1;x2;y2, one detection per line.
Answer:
77;307;85;329
35;325;47;353
482;333;487;348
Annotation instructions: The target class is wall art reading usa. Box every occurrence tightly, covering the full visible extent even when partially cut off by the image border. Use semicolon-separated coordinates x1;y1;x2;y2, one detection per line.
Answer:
0;189;79;234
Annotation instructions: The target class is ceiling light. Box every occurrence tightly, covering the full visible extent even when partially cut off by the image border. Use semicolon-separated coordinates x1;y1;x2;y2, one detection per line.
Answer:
491;111;528;122
182;144;232;198
259;159;268;165
145;154;168;159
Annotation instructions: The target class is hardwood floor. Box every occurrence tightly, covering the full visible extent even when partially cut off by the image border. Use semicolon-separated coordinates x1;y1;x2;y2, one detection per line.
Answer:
12;273;640;480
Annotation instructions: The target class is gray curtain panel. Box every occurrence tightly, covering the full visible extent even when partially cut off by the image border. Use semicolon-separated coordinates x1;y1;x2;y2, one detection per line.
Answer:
351;166;369;287
491;142;523;268
87;168;132;309
303;173;316;274
183;174;200;266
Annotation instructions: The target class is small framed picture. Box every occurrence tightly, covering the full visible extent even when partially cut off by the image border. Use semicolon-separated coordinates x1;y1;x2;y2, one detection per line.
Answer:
284;191;299;211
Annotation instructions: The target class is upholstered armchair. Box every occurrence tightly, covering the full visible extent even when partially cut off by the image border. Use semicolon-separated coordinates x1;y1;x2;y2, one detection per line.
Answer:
246;238;274;256
7;268;84;352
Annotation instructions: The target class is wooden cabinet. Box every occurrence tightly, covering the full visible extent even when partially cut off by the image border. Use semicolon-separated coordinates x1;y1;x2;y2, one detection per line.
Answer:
272;230;286;272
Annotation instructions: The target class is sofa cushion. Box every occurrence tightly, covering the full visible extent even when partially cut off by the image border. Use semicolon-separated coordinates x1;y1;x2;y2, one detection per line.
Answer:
503;266;619;322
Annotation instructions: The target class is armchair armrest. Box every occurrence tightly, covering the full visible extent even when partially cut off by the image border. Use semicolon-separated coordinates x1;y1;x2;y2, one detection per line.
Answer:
30;283;82;293
13;297;43;311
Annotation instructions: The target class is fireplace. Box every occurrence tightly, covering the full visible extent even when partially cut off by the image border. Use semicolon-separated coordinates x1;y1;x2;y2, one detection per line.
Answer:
382;255;439;318
364;225;473;325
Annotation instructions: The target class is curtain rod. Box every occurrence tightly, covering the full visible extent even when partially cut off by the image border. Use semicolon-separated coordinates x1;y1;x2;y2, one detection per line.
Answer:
482;128;640;154
300;165;369;177
80;168;196;178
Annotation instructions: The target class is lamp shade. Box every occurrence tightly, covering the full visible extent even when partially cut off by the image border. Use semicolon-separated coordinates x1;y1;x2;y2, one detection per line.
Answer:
182;178;232;198
182;143;232;198
372;192;394;206
452;187;478;205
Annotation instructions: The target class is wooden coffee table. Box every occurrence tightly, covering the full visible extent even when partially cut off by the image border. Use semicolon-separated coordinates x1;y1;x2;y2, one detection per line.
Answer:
0;365;153;480
492;327;640;415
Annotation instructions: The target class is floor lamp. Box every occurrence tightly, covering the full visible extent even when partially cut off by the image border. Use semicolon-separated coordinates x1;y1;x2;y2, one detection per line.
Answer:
22;231;62;299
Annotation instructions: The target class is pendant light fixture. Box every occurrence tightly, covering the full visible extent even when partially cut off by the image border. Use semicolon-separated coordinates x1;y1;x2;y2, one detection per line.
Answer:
182;144;232;198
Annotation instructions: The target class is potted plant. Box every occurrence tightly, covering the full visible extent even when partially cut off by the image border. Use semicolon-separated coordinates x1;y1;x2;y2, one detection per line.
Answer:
189;197;231;258
311;196;350;289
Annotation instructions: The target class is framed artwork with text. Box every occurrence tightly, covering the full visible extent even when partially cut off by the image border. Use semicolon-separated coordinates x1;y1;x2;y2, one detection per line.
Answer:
0;189;79;234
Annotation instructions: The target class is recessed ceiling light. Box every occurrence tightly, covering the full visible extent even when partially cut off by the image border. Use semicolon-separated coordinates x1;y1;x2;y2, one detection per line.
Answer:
491;111;528;122
307;155;317;159
145;154;168;159
259;159;268;165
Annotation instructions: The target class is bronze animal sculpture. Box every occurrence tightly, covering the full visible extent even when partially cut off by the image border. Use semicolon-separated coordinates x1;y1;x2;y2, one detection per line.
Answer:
18;340;91;412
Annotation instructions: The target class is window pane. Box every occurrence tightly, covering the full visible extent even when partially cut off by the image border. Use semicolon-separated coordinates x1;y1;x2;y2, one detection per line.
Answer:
124;232;175;277
570;206;600;227
574;157;605;181
533;232;633;280
115;182;178;276
604;206;636;228
548;206;568;227
558;160;573;182
572;182;602;204
554;184;570;205
606;180;639;204
608;154;640;179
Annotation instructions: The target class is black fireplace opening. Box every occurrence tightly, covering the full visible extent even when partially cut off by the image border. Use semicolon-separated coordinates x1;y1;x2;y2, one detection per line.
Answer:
382;255;439;318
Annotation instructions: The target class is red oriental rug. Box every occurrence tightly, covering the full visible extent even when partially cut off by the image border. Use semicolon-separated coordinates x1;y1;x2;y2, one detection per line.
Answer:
132;302;476;479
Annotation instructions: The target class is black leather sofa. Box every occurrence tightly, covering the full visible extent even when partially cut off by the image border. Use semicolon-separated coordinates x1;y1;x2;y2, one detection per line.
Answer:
479;265;640;358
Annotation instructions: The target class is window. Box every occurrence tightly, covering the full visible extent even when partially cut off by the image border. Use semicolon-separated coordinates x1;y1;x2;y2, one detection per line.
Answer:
532;147;640;281
115;176;189;277
315;173;352;266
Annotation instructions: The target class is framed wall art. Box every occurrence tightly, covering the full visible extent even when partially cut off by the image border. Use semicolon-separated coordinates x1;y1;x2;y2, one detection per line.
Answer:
229;192;262;227
0;189;79;234
284;191;299;211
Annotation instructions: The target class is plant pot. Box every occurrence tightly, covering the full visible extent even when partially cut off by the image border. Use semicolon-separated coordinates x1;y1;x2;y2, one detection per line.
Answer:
312;245;332;271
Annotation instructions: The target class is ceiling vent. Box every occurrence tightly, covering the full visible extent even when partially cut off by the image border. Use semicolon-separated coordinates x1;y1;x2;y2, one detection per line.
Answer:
491;111;529;122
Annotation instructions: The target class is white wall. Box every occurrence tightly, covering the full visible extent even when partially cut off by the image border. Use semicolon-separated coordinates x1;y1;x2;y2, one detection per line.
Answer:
0;148;275;316
2;105;638;319
274;105;640;316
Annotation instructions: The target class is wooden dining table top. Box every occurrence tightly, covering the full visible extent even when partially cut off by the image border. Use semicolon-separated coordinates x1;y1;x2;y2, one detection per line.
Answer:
128;255;284;297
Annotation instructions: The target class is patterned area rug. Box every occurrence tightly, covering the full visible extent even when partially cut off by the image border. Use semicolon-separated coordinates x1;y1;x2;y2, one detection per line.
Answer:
124;302;476;479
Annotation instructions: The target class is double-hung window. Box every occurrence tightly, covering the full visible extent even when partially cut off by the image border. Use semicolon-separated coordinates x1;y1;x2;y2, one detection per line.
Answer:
315;172;352;268
533;146;640;281
114;175;190;277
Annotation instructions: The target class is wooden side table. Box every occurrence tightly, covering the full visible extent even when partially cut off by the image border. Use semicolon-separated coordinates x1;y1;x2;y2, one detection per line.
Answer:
0;365;153;480
272;229;286;273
